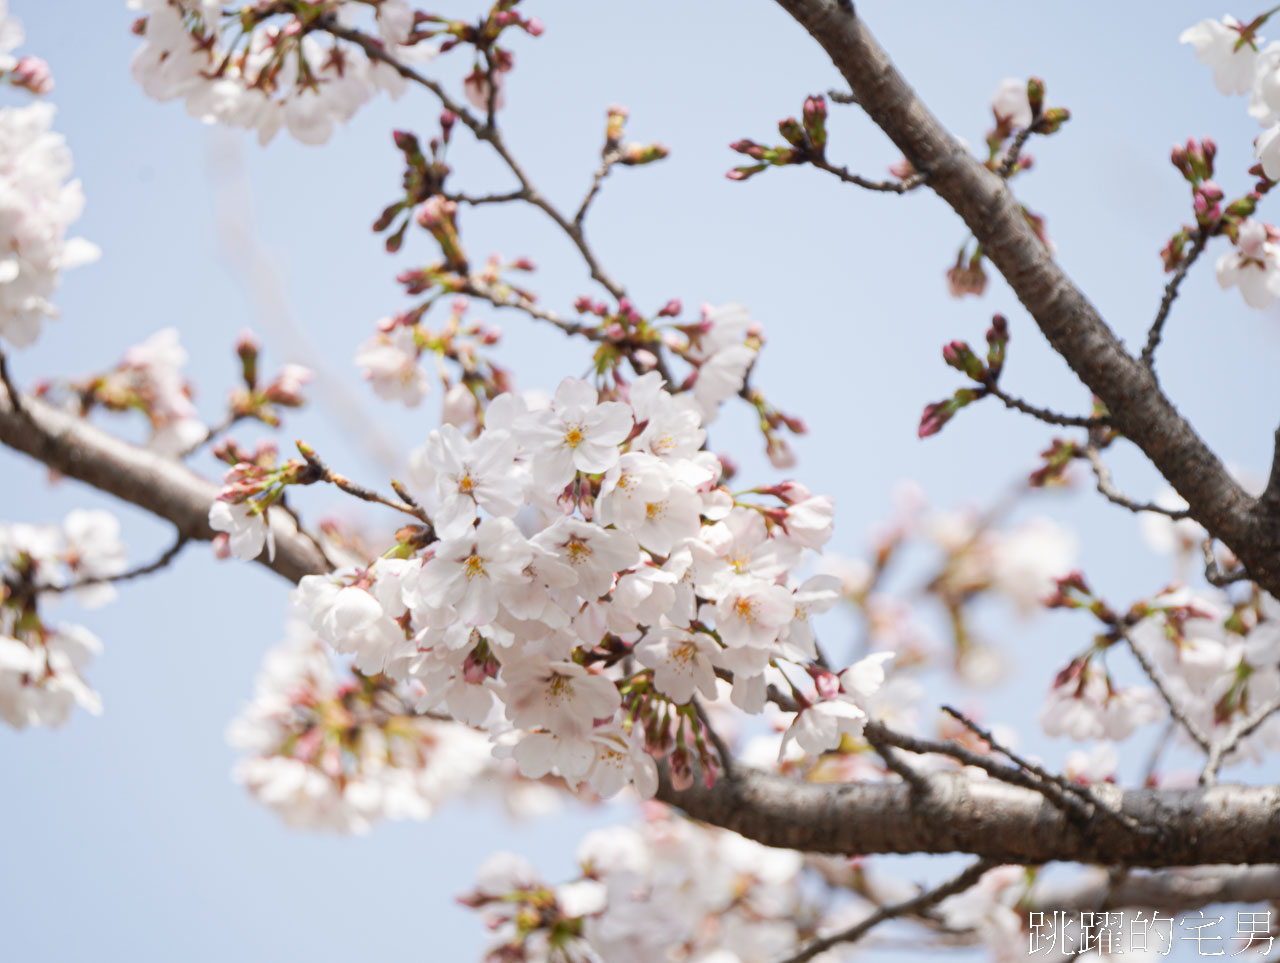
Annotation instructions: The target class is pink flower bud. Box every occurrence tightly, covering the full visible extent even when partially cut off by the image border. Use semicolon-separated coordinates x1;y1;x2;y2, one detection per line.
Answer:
10;56;53;95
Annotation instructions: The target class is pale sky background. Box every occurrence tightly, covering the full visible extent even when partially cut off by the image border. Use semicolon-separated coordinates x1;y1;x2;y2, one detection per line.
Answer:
3;2;1277;960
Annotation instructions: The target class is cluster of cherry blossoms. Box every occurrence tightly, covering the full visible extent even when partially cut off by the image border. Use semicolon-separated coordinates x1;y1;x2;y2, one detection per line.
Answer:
128;0;431;146
1177;12;1280;307
128;0;544;147
227;620;493;833
0;510;126;729
213;362;899;800
461;808;823;963
0;2;98;348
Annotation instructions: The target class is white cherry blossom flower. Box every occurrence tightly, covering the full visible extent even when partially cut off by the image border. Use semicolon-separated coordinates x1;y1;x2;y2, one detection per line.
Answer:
1180;15;1260;95
634;623;719;703
355;323;430;406
414;516;533;626
531;517;640;600
409;424;524;538
519;377;633;488
991;77;1033;127
1216;219;1280;307
502;659;621;734
713;577;794;650
209;499;274;561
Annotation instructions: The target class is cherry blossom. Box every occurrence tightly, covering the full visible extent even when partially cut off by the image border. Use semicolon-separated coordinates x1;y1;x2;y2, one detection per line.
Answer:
634;622;720;703
1180;16;1261;95
408;424;524;538
355;322;431;406
991;77;1033;127
413;516;533;625
1215;219;1280;307
518;376;633;488
227;624;490;834
0;100;99;347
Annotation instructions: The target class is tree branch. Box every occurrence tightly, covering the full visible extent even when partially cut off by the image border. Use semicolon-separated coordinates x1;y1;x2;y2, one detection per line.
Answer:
1030;864;1280;915
0;389;329;584
1142;228;1207;372
779;858;994;963
656;764;1280;867
772;0;1280;598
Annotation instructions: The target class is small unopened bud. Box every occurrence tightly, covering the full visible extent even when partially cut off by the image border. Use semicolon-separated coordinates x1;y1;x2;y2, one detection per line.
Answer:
620;142;669;165
1026;77;1045;116
9;56;53;95
393;129;420;155
236;329;260;388
657;298;681;318
778;117;805;148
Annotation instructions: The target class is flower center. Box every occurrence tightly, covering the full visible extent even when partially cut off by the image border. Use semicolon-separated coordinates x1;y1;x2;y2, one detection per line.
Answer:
563;422;586;448
463;554;487;581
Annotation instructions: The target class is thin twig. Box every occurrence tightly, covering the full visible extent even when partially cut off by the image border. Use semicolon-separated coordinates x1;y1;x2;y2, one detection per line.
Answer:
776;859;994;963
1083;444;1193;519
996;126;1035;179
863;721;1091;822
298;444;430;523
810;155;926;193
443;189;527;206
0;348;29;422
1142;229;1207;372
692;697;734;778
985;383;1103;428
1200;693;1280;785
574;152;619;228
865;727;929;792
323;23;629;301
1114;624;1213;752
1143;719;1176;785
940;706;1155;837
1202;539;1252;587
45;531;190;594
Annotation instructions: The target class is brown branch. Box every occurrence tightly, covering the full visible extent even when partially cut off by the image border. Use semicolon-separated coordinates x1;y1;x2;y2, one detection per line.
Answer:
297;444;430;524
984;383;1102;428
1202;539;1252;587
996;125;1034;179
771;0;1280;598
778;858;994;963
324;23;628;301
939;706;1154;838
1201;693;1280;786
1030;864;1280;915
43;531;190;594
0;389;329;584
809;155;925;193
1113;624;1213;753
0;346;29;422
655;763;1280;867
1083;444;1193;519
1142;228;1207;371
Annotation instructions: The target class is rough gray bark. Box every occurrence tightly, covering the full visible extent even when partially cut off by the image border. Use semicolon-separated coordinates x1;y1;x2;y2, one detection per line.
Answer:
656;765;1280;868
772;0;1280;597
0;390;327;584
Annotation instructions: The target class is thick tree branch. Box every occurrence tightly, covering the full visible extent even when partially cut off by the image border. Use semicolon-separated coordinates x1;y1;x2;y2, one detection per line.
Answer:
656;765;1280;867
0;390;329;584
1030;864;1280;915
772;0;1280;597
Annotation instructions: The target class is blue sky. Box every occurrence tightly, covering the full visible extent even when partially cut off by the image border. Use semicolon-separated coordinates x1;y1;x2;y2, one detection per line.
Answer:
2;2;1275;960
